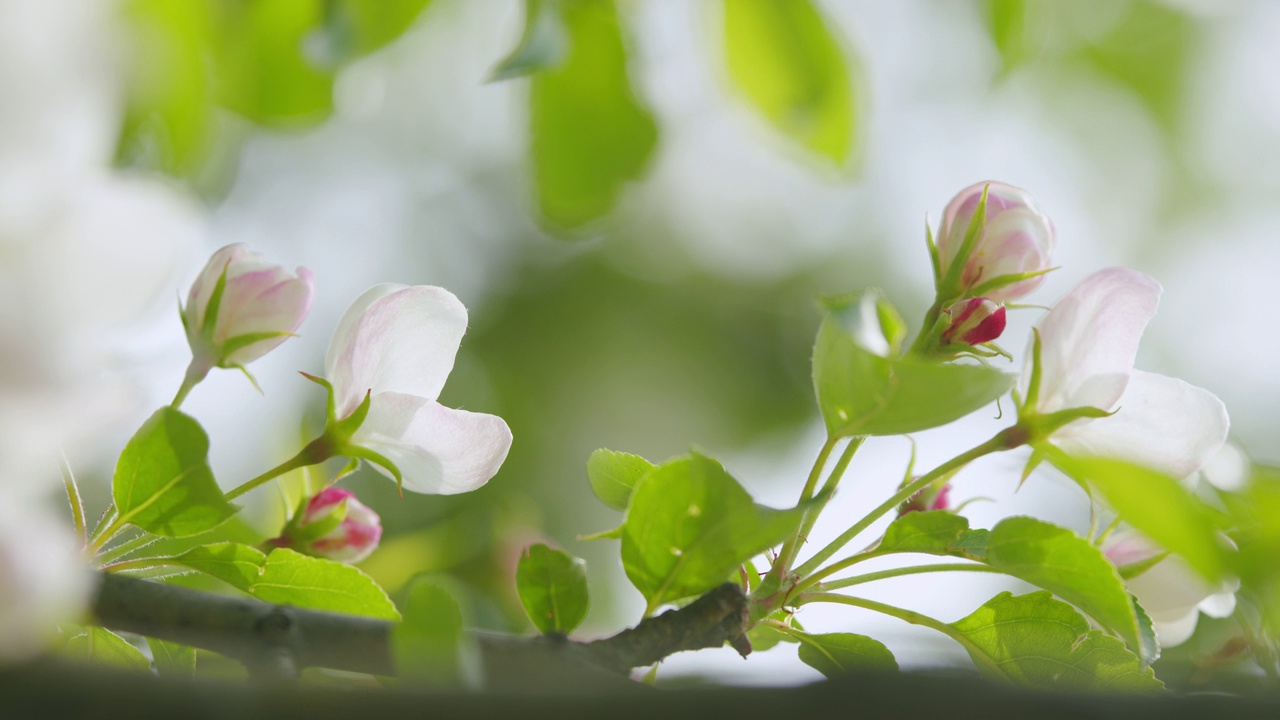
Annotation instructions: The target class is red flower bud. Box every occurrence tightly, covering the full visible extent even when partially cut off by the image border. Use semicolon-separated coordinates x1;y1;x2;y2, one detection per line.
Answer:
941;298;1006;346
269;487;382;564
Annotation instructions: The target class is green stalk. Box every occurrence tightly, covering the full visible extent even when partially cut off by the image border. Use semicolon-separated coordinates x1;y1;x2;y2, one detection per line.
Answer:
792;429;1019;579
795;592;1009;680
223;447;319;502
808;562;1001;592
762;436;839;590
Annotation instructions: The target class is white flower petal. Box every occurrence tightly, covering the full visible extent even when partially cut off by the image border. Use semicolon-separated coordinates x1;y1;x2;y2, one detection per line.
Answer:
1199;591;1237;619
1021;268;1161;413
326;285;468;418
1152;611;1199;648
354;392;512;495
1053;370;1229;478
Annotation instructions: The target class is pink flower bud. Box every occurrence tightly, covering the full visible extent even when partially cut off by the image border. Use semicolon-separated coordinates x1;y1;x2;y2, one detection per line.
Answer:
936;182;1055;302
270;487;382;564
940;298;1007;346
183;243;314;369
899;482;951;516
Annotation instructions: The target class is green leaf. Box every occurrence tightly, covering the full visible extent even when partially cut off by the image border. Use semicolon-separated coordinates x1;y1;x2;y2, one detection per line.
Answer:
747;611;801;652
66;628;152;672
984;516;1150;664
530;0;658;229
213;0;334;126
117;0;218;176
984;0;1031;75
1079;1;1193;133
722;0;858;166
516;544;590;635
337;0;435;56
392;576;478;688
877;511;972;555
112;407;237;538
587;448;655;511
149;637;197;677
249;548;401;620
491;0;567;81
950;591;1162;691
170;542;267;591
621;453;807;613
813;296;1015;437
796;632;897;678
1055;455;1229;582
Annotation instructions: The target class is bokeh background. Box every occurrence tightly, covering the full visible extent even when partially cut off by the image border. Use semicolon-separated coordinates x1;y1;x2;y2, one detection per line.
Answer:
5;0;1278;686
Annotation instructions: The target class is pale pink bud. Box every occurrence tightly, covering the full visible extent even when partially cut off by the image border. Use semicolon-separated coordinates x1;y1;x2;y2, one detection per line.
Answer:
270;487;382;564
183;243;314;368
936;182;1055;302
940;298;1006;346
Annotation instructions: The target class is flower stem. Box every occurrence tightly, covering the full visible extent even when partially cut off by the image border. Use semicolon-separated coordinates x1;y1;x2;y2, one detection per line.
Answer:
224;441;330;502
761;436;839;591
60;453;87;545
792;428;1022;579
795;592;1008;680
806;561;1002;593
95;532;164;566
785;437;864;573
171;358;212;409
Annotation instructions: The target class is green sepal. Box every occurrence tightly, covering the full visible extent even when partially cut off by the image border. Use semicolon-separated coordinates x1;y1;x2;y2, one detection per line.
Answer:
330;389;373;439
967;266;1058;299
232;364;263;395
217;331;298;365
1117;551;1169;581
577;525;623;542
200;260;232;337
938;184;989;298
299;372;337;424
348;445;404;496
925;220;941;284
287;498;350;543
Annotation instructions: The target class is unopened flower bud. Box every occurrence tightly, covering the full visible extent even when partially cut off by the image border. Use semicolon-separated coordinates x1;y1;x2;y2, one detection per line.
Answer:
936;182;1055;302
183;243;314;371
899;482;951;516
269;487;382;564
940;298;1006;347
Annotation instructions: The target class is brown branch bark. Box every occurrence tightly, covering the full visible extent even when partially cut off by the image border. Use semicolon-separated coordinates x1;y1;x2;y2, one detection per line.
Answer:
91;573;748;684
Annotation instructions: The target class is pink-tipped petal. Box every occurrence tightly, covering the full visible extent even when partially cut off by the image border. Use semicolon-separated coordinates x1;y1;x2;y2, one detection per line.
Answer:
325;285;468;419
354;392;513;495
1052;370;1229;478
1022;268;1161;414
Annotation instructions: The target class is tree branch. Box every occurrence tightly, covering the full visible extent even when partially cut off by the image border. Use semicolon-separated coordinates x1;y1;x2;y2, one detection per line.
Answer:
91;573;749;683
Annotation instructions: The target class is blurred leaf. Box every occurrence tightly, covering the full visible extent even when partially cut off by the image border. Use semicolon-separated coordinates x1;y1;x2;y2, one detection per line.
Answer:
250;548;401;620
813;294;1015;437
1225;464;1280;635
984;0;1031;75
214;0;334;125
587;448;655;511
722;0;858;166
951;591;1162;691
1079;1;1194;132
393;576;479;688
1055;455;1229;583
170;542;267;591
530;0;658;228
118;0;217;175
796;632;897;678
491;0;567;81
516;544;590;634
113;407;237;538
149;637;197;677
984;516;1152;664
66;628;152;673
337;0;435;55
621;453;806;614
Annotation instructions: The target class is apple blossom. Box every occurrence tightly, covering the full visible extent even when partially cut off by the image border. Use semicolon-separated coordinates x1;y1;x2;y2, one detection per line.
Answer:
181;244;314;383
268;487;383;564
322;284;513;495
935;181;1056;303
1104;530;1236;648
939;298;1006;347
1017;267;1229;478
898;482;952;516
